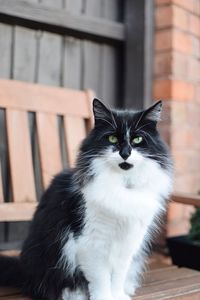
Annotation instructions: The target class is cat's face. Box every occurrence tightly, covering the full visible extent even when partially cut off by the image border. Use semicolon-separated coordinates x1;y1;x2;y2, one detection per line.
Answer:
78;99;170;174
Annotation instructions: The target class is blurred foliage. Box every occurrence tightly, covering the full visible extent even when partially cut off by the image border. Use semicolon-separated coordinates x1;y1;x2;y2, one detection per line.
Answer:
188;208;200;244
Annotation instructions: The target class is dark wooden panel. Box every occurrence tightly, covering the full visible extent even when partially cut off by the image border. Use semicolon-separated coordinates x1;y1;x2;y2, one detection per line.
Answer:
103;0;123;22
0;0;125;44
41;0;63;8
62;1;83;89
83;40;102;96
143;0;154;109
0;161;3;203
124;0;145;109
0;24;12;78
37;32;62;86
101;0;120;107
82;0;104;99
65;0;83;12
63;37;82;89
0;25;14;242
12;26;37;82
124;0;154;110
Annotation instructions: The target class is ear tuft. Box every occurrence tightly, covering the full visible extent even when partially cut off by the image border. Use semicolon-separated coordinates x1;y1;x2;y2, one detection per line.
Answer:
145;100;162;122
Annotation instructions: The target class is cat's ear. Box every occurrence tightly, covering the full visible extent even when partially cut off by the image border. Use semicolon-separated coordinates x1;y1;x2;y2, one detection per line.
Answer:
93;98;112;124
144;100;162;122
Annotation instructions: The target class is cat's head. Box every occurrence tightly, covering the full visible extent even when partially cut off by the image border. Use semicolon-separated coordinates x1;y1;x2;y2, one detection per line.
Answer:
77;99;171;176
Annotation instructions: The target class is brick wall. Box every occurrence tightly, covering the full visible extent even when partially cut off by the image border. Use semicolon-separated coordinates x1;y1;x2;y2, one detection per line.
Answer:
153;0;200;236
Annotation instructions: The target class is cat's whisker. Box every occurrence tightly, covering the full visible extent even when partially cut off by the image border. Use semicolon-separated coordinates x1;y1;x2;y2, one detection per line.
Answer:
106;103;117;129
95;117;116;130
134;110;145;129
135;122;152;132
140;130;157;145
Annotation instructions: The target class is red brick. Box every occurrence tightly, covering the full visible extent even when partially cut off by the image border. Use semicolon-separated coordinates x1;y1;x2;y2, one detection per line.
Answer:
155;29;172;51
153;79;172;99
155;0;200;13
188;58;200;82
167;202;185;222
193;0;200;15
173;29;192;54
155;5;172;28
155;5;189;31
153;0;200;231
153;79;194;101
171;126;191;148
189;14;200;37
167;220;190;237
171;101;187;124
173;5;189;31
173;150;189;173
172;0;194;12
154;51;172;76
186;102;200;127
194;85;200;102
155;0;171;5
172;52;189;79
174;173;198;193
191;36;200;58
159;125;171;144
172;80;194;101
188;153;200;172
167;202;192;237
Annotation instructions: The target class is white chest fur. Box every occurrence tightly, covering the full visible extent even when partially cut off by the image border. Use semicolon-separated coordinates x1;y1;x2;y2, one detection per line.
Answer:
77;158;171;267
82;157;171;220
61;158;172;300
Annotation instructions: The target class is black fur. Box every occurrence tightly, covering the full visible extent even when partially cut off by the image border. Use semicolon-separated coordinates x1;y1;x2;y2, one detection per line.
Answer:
0;99;171;300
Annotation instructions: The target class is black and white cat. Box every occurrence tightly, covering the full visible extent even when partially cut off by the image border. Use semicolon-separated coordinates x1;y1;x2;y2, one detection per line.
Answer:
0;99;173;300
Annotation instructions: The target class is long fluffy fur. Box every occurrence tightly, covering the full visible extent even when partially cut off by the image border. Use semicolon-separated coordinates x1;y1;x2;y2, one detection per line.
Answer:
0;99;173;300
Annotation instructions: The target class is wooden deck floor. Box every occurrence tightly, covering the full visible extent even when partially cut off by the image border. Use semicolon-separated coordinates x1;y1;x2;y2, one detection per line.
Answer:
0;255;200;299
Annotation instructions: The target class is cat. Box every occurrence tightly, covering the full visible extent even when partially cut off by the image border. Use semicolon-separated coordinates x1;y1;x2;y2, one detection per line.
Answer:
0;99;173;300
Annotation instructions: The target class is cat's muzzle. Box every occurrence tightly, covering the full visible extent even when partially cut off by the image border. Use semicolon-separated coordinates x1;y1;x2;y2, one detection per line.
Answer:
119;162;133;170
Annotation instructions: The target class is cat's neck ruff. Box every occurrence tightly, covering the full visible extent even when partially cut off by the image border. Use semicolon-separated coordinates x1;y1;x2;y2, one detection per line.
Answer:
82;155;172;220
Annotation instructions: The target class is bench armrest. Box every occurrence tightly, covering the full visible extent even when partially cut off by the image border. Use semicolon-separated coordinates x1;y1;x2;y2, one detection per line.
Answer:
172;193;200;208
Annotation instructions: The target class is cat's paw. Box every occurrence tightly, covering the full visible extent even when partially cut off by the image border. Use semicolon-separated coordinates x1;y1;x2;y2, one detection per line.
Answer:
92;297;115;300
90;294;116;300
124;283;136;296
116;293;131;300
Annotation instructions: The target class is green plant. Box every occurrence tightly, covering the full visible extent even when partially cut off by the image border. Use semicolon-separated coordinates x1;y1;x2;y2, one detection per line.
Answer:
188;208;200;244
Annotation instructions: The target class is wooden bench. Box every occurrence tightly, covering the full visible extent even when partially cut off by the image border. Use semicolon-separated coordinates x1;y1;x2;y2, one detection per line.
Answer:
0;79;200;299
0;79;93;223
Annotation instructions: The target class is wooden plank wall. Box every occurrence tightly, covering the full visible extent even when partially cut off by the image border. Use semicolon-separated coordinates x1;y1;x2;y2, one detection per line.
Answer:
0;0;123;246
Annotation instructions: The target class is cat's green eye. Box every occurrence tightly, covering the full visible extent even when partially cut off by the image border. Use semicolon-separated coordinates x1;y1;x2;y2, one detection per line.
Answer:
133;136;143;144
108;135;118;143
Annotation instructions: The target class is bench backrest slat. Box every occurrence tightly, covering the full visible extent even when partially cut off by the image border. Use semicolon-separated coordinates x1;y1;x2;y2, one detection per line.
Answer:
36;112;62;189
64;116;87;167
0;79;93;221
0;80;90;117
6;109;36;203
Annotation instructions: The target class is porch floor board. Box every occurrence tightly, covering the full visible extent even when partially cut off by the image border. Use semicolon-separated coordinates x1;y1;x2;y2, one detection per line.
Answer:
0;255;200;300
